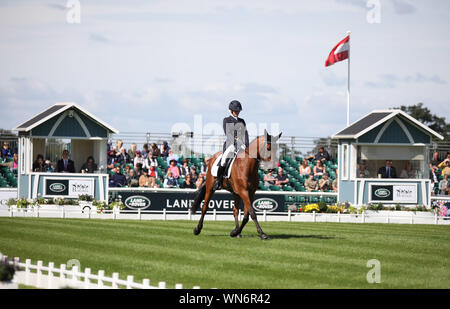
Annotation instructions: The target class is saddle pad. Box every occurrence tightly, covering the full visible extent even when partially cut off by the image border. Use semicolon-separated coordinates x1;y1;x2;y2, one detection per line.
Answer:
211;153;236;179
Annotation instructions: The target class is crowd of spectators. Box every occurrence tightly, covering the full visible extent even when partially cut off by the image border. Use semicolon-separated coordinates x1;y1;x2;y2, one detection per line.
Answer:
263;146;337;193
430;151;450;195
106;140;208;189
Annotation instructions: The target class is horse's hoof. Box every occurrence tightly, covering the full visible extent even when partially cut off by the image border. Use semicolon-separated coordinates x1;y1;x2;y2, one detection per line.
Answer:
236;234;242;238
230;229;240;237
193;227;201;235
260;233;269;240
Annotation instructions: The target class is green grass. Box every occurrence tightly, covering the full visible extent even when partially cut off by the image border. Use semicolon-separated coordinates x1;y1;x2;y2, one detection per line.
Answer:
0;217;449;289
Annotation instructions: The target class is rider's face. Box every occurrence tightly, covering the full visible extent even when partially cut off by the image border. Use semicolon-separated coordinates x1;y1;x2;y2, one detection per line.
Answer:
231;110;240;117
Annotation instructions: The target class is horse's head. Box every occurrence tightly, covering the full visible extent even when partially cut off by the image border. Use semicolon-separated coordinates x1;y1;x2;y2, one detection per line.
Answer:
249;129;282;171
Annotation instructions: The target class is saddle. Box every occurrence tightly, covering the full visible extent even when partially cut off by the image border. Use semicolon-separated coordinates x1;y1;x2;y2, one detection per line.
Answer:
211;153;236;179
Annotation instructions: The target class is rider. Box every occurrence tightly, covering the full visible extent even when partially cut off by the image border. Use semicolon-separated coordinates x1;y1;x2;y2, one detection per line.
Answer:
213;100;250;190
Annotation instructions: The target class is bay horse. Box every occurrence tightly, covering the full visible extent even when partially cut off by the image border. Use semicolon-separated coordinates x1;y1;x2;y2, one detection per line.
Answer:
190;129;282;240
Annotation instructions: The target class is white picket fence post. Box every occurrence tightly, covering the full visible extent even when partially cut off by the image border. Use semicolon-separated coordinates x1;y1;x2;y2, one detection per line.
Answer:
163;208;167;220
47;262;54;289
213;209;217;221
97;270;105;288
112;272;119;288
126;275;134;289
84;268;91;289
36;260;43;288
138;208;141;220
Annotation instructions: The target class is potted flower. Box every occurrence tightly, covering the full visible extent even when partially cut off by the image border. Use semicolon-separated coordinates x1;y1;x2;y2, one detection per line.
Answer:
78;194;94;208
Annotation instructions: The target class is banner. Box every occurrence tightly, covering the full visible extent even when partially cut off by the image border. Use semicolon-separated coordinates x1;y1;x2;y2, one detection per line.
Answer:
44;177;94;198
369;184;417;203
113;190;286;213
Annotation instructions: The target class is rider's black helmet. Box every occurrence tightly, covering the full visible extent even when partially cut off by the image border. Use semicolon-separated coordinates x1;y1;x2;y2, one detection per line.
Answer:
228;100;242;112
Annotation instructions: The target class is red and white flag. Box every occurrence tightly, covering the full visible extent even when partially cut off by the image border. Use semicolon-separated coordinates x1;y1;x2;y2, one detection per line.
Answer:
325;35;350;67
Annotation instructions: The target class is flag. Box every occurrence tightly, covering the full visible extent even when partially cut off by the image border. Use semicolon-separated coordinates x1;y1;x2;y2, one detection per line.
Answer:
325;35;350;67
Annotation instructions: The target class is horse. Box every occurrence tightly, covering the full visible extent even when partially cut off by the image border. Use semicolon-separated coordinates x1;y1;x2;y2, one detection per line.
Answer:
190;129;282;240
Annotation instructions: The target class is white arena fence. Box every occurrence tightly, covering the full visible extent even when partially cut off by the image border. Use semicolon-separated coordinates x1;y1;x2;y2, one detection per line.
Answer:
1;204;449;225
0;254;202;289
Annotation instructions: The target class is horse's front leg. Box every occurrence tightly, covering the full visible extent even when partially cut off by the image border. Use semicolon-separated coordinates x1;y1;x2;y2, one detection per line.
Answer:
194;187;213;235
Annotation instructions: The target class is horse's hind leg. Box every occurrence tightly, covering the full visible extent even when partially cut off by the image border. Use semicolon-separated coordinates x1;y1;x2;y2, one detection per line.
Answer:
230;194;243;238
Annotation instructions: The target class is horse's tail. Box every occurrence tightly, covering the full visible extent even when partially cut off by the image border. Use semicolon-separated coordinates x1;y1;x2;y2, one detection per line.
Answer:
190;183;207;214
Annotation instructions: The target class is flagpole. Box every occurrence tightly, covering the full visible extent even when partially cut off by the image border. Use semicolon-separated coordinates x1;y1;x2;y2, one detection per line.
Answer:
346;31;351;127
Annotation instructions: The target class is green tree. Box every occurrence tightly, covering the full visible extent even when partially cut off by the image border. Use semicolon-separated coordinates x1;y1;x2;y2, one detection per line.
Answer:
396;103;450;141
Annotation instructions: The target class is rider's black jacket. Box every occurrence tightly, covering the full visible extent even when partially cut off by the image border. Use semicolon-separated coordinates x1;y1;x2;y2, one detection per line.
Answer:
222;116;249;153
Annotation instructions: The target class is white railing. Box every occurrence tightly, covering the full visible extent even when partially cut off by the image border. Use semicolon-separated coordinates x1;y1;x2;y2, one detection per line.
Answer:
0;254;201;289
1;206;449;225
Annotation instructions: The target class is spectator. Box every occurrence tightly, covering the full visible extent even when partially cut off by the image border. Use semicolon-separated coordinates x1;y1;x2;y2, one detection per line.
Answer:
357;163;370;178
56;150;75;173
313;161;325;178
107;150;118;169
134;162;144;178
439;175;449;195
147;153;158;168
127;169;139;187
113;140;123;156
307;146;331;163
148;165;159;188
298;160;312;177
0;153;19;172
1;142;12;160
166;149;179;166
319;173;332;191
32;154;48;172
123;164;132;178
109;164;127;187
139;168;155;188
181;174;195;189
430;166;439;195
377;160;397;178
141;143;150;159
167;159;181;179
429;151;441;168
128;143;138;161
400;162;416;179
305;174;319;191
200;157;210;176
180;159;191;178
160;141;170;158
438;158;450;176
190;167;198;183
134;150;148;169
264;170;276;187
117;147;131;165
150;143;161;157
44;157;54;172
164;170;178;188
80;156;98;173
332;178;338;192
195;174;204;188
275;168;289;188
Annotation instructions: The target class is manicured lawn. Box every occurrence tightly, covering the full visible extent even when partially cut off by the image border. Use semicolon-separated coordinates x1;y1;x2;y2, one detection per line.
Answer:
0;218;448;288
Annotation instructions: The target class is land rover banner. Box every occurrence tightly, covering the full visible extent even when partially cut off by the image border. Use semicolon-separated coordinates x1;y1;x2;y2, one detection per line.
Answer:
44;178;94;198
115;190;286;212
370;184;417;203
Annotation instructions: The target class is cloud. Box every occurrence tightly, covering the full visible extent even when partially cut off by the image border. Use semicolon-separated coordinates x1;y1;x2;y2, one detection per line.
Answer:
365;73;446;88
320;71;347;87
391;0;416;15
47;3;66;11
89;34;111;44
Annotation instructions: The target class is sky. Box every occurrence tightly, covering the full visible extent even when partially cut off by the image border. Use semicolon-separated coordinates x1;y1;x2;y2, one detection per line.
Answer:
1;0;449;139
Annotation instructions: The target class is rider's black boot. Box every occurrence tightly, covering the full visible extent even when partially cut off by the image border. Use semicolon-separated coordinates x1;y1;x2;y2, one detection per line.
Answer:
213;165;225;191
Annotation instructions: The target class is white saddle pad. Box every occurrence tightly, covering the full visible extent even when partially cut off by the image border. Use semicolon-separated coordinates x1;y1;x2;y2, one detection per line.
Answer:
211;153;237;179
